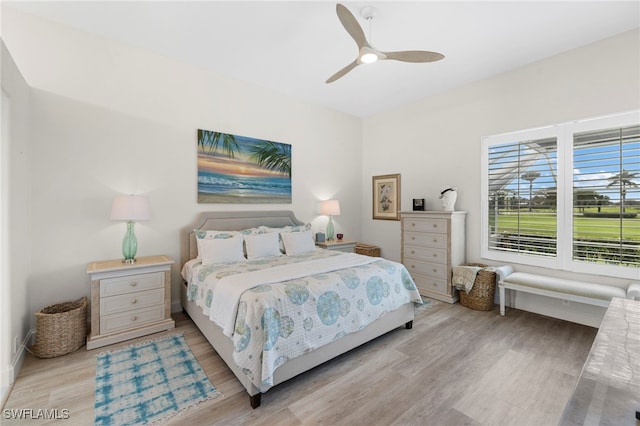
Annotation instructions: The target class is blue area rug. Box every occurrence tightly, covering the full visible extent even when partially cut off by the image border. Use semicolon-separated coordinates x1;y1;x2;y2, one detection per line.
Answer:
95;334;221;425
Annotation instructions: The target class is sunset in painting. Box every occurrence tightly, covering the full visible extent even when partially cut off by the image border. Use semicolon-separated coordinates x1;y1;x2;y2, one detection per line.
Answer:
197;129;292;204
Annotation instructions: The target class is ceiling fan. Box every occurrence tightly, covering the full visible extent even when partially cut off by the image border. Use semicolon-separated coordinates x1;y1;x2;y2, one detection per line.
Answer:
326;3;444;83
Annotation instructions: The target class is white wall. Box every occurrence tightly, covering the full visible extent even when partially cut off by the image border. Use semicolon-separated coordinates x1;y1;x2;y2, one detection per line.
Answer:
0;41;32;405
361;29;640;281
2;8;363;319
361;29;639;325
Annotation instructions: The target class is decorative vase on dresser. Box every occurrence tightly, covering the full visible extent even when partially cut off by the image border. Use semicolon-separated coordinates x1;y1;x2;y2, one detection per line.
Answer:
86;255;175;350
401;211;466;303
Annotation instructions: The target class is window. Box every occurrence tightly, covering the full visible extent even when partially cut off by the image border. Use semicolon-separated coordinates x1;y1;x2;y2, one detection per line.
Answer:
481;111;640;279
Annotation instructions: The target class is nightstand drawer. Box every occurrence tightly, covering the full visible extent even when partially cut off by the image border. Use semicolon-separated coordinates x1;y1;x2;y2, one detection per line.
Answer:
405;259;448;279
404;245;447;264
403;218;447;234
403;232;448;248
100;305;165;334
100;288;165;315
100;272;164;297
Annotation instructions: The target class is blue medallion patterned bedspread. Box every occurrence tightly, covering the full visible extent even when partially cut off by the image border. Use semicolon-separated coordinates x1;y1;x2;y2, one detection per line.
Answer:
182;249;422;392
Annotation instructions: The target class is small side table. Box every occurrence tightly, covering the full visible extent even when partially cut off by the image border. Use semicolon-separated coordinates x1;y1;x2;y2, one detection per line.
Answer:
86;255;175;350
316;239;357;253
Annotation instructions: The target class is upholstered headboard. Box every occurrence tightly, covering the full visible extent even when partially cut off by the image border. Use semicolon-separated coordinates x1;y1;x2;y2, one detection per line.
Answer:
180;210;305;267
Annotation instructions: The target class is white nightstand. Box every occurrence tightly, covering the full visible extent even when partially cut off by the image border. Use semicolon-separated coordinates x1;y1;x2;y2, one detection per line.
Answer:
315;239;357;253
86;255;175;350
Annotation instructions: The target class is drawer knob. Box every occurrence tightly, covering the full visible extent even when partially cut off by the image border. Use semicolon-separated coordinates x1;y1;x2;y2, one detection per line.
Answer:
433;269;437;273
411;223;415;227
130;281;138;287
131;299;137;304
433;224;437;228
411;265;415;268
411;236;415;240
432;283;438;287
131;316;138;322
411;250;415;254
433;239;437;243
433;254;437;257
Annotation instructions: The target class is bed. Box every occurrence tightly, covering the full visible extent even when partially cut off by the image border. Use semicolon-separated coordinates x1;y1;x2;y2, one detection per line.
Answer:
180;210;422;408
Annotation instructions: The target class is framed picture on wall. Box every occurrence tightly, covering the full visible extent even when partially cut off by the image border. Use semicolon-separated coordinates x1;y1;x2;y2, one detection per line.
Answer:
197;129;292;204
372;173;401;220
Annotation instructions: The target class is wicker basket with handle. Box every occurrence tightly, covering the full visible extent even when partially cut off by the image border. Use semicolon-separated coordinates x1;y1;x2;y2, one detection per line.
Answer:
458;263;497;311
355;243;381;257
31;297;87;358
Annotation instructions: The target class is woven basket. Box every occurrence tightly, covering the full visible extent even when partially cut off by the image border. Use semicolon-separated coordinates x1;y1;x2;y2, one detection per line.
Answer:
458;263;497;311
31;297;87;358
355;243;381;257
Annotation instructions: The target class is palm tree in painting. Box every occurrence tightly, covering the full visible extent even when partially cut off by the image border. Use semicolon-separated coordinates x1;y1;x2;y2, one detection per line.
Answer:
608;169;639;213
198;130;240;158
249;141;292;178
521;170;541;212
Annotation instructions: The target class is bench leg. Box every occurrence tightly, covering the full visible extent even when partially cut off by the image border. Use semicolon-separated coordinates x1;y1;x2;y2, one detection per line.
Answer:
499;285;506;316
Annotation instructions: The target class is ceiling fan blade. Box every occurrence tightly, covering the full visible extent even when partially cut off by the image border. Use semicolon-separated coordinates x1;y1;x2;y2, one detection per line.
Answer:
382;50;445;63
326;60;359;83
336;4;369;49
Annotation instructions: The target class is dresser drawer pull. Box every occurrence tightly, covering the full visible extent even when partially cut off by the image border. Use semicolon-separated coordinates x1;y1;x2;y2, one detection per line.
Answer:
433;224;437;228
433;269;438;273
411;236;416;240
411;222;416;227
411;250;415;254
433;253;437;257
131;298;137;304
433;238;438;243
432;282;438;287
131;316;138;322
130;281;138;287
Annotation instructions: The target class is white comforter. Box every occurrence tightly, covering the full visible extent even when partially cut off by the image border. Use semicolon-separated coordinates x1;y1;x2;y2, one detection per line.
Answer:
182;249;422;392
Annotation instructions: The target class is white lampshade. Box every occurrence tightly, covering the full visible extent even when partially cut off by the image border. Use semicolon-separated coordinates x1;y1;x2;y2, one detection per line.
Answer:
110;195;151;221
320;199;341;216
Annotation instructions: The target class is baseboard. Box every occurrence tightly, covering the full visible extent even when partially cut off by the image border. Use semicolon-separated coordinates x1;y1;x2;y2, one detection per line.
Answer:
1;329;34;408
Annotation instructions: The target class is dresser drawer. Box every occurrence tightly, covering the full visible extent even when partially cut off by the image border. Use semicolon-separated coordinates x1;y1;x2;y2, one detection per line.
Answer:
100;288;165;315
404;231;448;249
404;245;447;264
100;272;164;297
404;259;449;279
100;305;166;334
403;218;447;234
413;275;448;295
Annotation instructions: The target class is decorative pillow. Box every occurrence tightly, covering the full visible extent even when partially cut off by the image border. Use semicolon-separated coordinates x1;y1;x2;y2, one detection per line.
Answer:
194;227;262;259
262;223;312;252
281;230;316;256
244;232;282;260
198;234;245;265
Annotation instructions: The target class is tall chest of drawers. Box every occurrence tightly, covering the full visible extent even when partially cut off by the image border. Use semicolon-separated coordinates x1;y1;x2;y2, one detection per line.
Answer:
86;255;175;349
401;211;466;303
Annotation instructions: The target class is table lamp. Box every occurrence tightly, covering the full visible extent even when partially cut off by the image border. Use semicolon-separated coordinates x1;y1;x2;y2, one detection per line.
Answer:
110;194;151;263
320;199;341;241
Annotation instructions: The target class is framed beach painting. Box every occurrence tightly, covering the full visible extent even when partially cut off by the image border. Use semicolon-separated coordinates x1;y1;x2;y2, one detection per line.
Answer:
372;174;401;220
197;129;292;204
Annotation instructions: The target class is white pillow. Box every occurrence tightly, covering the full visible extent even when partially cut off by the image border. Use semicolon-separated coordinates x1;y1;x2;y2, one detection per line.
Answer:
261;223;312;252
281;230;316;255
244;232;282;260
194;227;263;259
199;234;246;265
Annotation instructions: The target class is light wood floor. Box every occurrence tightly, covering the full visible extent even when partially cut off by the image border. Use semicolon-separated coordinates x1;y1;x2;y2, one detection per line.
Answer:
4;300;597;425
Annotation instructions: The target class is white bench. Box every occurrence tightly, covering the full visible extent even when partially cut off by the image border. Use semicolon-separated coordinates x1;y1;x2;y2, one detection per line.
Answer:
498;267;638;316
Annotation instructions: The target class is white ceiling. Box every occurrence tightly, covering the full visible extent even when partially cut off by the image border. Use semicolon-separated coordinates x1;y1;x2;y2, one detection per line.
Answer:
6;1;640;117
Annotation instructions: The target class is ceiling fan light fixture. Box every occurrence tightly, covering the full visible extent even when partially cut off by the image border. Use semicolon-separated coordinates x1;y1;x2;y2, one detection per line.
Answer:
360;52;378;63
